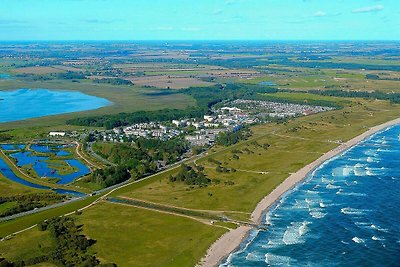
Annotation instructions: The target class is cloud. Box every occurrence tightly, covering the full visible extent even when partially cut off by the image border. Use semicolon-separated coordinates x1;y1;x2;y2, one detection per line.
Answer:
352;5;384;13
313;11;326;17
225;0;236;5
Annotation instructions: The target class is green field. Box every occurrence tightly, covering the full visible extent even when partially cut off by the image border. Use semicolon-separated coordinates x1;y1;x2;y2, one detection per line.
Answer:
77;202;226;267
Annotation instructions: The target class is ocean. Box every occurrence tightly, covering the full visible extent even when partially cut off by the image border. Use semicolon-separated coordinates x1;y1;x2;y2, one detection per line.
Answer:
222;124;400;266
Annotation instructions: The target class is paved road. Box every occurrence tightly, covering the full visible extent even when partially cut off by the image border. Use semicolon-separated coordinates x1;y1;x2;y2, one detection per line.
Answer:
87;142;117;167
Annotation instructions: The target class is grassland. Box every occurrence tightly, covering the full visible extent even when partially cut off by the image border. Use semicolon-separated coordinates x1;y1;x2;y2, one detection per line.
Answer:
0;195;99;237
0;225;55;262
0;172;42;197
77;202;226;267
245;66;400;93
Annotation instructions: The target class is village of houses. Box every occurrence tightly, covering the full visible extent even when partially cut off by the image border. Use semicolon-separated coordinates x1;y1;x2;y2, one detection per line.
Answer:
51;99;334;150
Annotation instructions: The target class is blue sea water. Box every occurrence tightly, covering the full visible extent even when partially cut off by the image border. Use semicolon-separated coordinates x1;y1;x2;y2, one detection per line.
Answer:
0;88;111;123
222;125;400;266
0;73;11;80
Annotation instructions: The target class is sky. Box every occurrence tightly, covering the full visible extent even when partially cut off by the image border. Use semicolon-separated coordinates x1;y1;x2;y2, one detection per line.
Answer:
1;0;399;41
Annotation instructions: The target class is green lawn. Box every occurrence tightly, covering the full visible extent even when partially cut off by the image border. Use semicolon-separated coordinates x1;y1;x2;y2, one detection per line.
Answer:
77;202;226;267
0;226;55;262
0;195;99;238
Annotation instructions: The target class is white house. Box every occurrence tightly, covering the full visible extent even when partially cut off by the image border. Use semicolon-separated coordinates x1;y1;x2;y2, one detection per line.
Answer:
49;132;66;137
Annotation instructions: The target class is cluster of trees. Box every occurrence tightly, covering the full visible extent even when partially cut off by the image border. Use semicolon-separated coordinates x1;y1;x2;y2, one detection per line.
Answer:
67;107;204;129
16;71;87;82
0;193;65;218
91;138;188;186
1;217;115;267
169;164;210;185
308;89;400;104
67;84;278;129
90;166;131;188
216;128;252;146
93;78;133;86
0;133;12;142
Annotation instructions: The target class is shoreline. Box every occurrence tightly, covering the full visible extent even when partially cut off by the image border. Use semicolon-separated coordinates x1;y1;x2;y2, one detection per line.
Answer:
200;117;400;267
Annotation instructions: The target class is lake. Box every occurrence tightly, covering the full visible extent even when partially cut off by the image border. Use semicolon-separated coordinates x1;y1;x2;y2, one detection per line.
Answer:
222;124;400;266
0;88;111;123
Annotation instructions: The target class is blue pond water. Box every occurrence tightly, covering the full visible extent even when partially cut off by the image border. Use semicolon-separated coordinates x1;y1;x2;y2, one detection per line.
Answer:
222;125;400;266
0;88;111;123
259;81;277;86
0;157;84;197
1;144;26;151
10;151;90;185
31;144;71;156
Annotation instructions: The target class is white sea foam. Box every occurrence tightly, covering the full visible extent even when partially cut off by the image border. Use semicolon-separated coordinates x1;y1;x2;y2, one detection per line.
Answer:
326;183;341;189
245;252;263;261
299;221;311;236
321;177;334;184
265;253;292;265
370;224;389;232
337;191;367;197
371;236;385;241
341;207;370;215
282;221;310;245
352;237;365;244
309;210;326;219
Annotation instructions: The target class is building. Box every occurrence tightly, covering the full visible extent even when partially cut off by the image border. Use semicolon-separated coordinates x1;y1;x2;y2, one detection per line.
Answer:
49;132;66;137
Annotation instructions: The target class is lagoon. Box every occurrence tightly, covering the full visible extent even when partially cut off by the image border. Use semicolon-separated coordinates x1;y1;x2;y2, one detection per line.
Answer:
0;88;111;123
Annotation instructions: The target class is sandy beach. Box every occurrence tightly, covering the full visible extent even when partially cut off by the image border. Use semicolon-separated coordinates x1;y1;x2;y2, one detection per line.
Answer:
200;117;400;267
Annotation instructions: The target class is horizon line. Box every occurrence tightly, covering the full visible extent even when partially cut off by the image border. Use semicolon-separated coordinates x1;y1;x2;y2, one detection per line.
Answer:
1;39;400;43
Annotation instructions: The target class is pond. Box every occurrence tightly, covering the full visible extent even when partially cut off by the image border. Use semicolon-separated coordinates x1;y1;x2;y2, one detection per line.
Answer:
10;151;90;184
0;157;84;197
0;88;111;123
